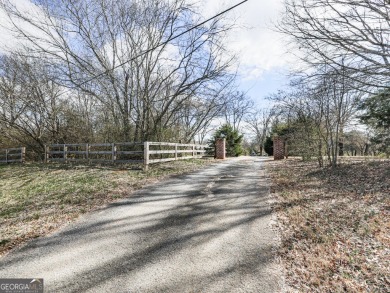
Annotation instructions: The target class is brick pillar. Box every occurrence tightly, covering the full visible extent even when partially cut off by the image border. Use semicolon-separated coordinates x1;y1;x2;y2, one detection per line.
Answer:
273;137;285;160
215;138;226;159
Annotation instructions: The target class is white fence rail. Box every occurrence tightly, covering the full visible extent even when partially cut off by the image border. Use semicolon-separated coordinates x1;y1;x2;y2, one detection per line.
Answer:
0;147;26;163
45;143;144;163
144;142;208;169
45;142;208;168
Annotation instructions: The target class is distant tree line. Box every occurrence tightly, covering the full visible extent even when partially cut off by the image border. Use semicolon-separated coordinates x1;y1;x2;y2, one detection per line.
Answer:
261;0;390;167
0;0;253;159
1;0;388;163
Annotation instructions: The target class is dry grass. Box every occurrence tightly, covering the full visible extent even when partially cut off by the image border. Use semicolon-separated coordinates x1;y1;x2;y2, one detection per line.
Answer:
0;158;215;257
266;158;390;292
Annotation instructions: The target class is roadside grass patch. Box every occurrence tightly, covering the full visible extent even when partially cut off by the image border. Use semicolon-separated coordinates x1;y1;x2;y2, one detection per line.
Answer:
0;158;215;256
267;158;390;292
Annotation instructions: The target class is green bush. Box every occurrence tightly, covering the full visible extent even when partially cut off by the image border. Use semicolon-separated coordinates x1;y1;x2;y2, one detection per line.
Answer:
209;124;244;157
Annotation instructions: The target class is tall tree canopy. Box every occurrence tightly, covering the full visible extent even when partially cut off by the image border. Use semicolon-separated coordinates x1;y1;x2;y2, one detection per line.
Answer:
0;0;237;144
360;90;390;129
278;0;390;91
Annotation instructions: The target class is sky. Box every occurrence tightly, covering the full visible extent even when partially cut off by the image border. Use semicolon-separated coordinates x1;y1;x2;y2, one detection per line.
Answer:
0;0;292;108
199;0;292;107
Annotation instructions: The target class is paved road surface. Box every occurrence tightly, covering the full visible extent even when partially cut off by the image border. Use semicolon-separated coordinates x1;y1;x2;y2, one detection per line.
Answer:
0;157;284;293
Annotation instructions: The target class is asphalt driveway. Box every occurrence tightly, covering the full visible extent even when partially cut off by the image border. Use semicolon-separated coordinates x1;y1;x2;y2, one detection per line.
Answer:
0;157;284;293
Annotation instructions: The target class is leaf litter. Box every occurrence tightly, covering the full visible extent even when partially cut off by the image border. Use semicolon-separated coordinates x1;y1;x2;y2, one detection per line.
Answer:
266;158;389;292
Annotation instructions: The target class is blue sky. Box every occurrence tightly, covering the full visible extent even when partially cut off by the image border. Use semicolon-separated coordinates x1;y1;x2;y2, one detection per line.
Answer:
240;69;288;108
199;0;292;107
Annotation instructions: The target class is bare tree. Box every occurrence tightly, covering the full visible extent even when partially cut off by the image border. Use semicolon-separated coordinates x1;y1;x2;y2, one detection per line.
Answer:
278;0;390;91
343;130;370;156
0;0;237;142
223;91;254;132
0;54;87;156
245;108;275;156
270;66;362;167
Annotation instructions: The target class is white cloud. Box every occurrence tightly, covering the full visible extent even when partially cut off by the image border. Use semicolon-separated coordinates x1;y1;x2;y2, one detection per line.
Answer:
198;0;293;81
0;0;48;54
0;5;18;53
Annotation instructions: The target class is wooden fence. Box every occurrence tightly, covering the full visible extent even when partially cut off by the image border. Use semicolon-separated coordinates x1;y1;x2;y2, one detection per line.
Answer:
45;143;144;163
144;142;207;169
0;147;26;164
45;142;208;168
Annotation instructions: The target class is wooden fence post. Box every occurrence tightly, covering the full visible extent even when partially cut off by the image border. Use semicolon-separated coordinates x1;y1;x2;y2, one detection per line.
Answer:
5;149;8;164
192;144;195;158
112;143;117;162
144;141;150;171
175;144;178;160
46;145;50;163
44;145;47;163
63;144;68;163
86;143;89;161
21;147;26;163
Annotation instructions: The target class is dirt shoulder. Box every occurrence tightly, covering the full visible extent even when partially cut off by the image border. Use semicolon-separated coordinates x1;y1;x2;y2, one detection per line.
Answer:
266;158;390;292
0;159;216;257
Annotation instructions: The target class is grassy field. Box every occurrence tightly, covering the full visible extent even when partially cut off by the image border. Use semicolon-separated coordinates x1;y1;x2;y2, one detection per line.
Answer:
266;158;390;292
0;159;215;256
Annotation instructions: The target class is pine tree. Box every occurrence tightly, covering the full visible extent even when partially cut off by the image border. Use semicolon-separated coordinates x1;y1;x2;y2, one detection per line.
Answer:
209;124;244;157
